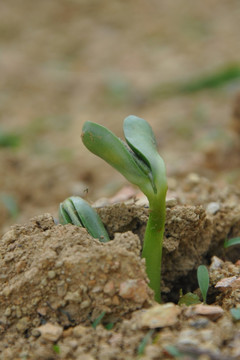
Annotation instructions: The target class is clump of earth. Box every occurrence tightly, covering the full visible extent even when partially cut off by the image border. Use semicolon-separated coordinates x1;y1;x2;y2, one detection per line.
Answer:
1;174;240;360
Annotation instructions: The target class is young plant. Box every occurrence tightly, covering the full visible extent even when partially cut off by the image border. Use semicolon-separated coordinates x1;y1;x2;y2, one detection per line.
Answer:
197;265;209;304
137;329;155;356
91;311;106;329
59;196;110;243
81;115;167;302
178;290;201;306
224;237;240;248
230;308;240;321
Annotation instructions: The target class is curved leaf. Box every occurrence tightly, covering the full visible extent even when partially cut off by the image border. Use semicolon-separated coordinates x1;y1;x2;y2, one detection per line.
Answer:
59;196;110;242
59;198;82;226
82;121;152;194
224;237;240;248
124;115;167;196
197;265;209;303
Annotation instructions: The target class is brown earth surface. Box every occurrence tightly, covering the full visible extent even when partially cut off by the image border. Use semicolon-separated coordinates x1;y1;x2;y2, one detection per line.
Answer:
1;178;240;359
1;1;240;359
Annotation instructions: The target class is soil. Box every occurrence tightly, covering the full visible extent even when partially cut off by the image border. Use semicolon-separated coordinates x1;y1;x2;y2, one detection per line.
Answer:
1;179;240;359
1;1;240;359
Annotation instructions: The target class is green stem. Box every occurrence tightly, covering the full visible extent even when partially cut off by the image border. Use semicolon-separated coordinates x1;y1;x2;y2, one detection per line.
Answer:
141;191;166;303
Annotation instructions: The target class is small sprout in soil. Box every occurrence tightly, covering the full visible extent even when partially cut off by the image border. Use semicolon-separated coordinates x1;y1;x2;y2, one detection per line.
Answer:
0;193;19;219
178;291;201;306
230;308;240;321
59;196;110;243
104;322;114;330
197;265;209;304
91;312;114;330
91;311;106;329
0;130;21;148
52;344;60;354
137;329;155;356
82;115;167;303
224;237;240;248
178;266;209;306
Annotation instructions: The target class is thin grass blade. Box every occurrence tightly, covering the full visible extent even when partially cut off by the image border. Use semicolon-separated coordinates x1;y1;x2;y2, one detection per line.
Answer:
197;265;209;304
224;237;240;248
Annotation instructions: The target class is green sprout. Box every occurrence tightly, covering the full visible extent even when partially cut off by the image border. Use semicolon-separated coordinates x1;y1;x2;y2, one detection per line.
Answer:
178;266;209;306
137;329;155;356
52;344;60;354
224;237;240;248
178;291;201;306
59;196;110;243
197;265;209;304
0;193;19;219
230;308;240;321
91;311;114;330
81;115;167;302
91;311;106;329
0;130;21;148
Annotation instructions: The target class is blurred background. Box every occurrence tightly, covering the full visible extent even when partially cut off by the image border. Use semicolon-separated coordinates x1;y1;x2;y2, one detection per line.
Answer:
0;0;240;233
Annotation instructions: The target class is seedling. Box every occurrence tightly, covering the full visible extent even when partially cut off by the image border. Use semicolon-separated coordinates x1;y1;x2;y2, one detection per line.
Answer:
224;237;240;248
0;193;19;219
52;344;60;354
230;308;240;321
0;130;21;148
137;329;155;356
197;265;209;304
104;322;114;330
59;196;110;243
178;266;209;306
178;291;201;306
91;311;114;330
91;311;106;329
81;115;167;302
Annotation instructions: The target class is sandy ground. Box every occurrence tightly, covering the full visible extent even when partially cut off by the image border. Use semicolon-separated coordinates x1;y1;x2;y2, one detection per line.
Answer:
1;1;240;233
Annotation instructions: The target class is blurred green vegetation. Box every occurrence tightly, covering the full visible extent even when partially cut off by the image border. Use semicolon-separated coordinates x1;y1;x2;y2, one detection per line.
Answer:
0;193;19;219
0;129;21;148
178;291;201;306
102;76;131;106
137;329;155;356
151;63;240;99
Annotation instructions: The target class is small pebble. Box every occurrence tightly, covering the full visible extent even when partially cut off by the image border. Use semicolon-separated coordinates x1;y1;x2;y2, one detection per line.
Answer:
119;279;149;304
177;329;200;346
186;304;224;321
48;271;56;279
32;328;41;337
103;280;116;296
209;256;224;270
37;323;63;342
166;198;178;208
73;325;88;338
4;307;11;317
80;300;91;309
140;303;181;328
187;173;200;184
16;317;30;333
189;318;209;329
206;202;220;215
215;276;240;291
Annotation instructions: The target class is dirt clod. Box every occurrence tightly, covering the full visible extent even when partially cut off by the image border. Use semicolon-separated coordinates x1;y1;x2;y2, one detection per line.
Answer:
1;181;240;359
